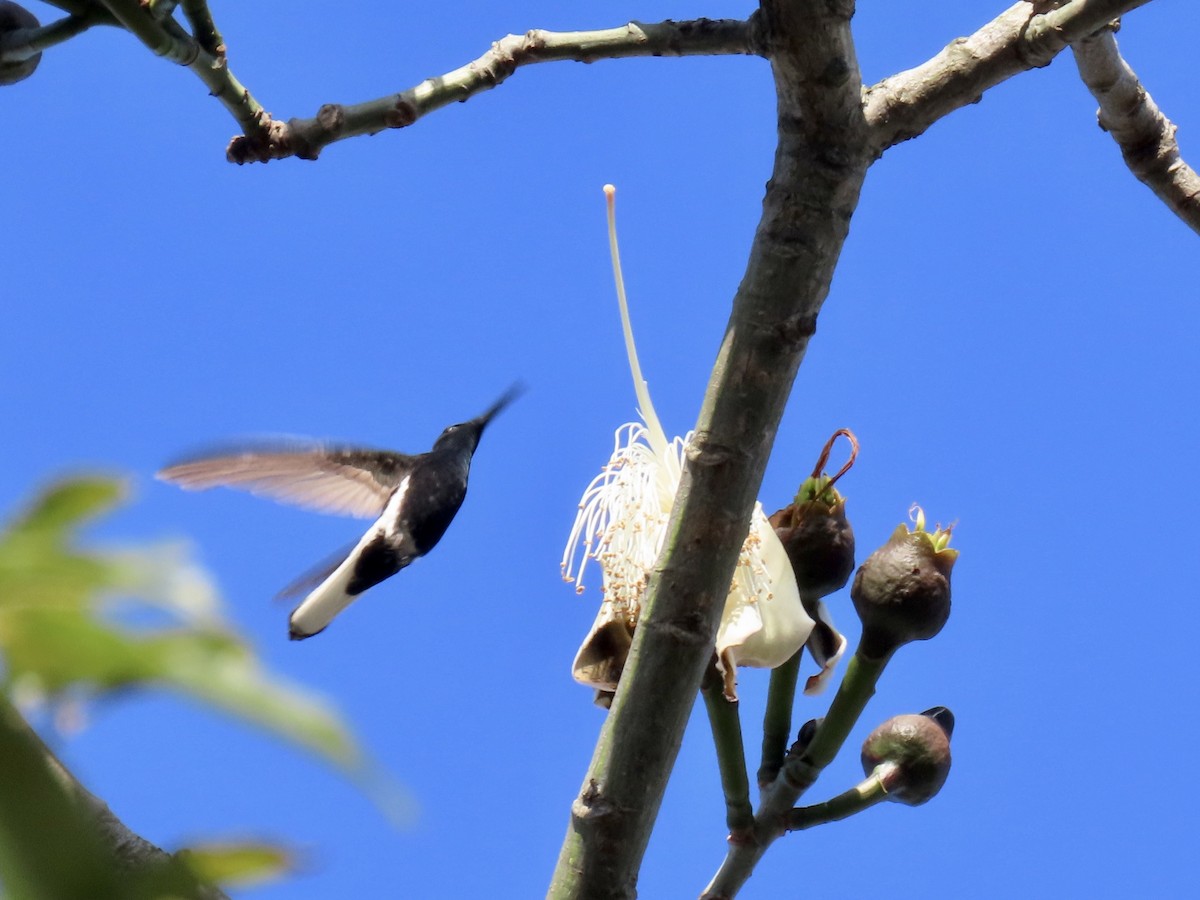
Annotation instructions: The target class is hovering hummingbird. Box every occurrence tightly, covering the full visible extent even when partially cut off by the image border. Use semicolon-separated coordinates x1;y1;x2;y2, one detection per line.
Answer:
158;387;521;640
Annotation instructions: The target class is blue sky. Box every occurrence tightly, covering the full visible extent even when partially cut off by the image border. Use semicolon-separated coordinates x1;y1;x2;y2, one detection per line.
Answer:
3;1;1198;897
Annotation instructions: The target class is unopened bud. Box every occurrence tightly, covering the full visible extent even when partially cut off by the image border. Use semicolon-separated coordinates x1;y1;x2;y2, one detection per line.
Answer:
787;717;822;758
861;710;953;806
850;509;956;660
0;3;40;86
921;705;955;739
771;430;858;601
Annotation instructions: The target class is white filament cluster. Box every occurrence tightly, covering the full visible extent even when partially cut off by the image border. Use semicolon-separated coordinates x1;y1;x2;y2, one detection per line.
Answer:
560;422;685;612
561;415;787;644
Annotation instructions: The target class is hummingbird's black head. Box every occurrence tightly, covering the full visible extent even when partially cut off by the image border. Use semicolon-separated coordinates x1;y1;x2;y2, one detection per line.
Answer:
431;384;523;455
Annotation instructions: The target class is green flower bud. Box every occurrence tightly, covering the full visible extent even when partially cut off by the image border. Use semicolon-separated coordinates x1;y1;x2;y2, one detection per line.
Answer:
850;509;957;660
0;2;40;87
860;709;953;806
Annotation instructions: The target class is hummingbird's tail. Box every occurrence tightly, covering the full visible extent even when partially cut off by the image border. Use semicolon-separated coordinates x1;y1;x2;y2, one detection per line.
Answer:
286;523;409;639
287;549;362;640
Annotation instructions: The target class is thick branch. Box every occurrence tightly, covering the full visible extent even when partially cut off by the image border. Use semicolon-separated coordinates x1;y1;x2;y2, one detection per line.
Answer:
1071;28;1200;235
547;2;869;896
0;695;226;899
226;18;761;164
864;0;1155;156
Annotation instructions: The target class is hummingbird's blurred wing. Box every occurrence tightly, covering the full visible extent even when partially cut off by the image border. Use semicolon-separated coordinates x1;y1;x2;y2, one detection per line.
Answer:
275;542;358;601
157;442;416;518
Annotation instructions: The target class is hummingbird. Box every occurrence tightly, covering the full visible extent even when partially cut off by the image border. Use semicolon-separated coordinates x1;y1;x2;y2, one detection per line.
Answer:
157;387;521;640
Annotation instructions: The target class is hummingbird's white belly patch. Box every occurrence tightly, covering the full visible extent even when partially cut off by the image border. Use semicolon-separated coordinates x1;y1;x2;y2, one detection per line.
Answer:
381;475;411;539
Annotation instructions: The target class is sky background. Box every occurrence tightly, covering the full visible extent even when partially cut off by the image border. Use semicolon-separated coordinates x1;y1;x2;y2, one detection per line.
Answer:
3;1;1198;897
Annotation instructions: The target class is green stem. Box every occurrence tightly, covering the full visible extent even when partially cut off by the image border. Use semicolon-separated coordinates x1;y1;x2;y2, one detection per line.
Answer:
786;768;890;831
701;665;754;836
756;648;801;788
701;648;891;899
786;650;889;780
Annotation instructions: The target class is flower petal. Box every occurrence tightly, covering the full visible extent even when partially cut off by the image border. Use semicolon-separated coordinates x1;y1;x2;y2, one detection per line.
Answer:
802;599;847;695
572;602;634;691
714;506;815;699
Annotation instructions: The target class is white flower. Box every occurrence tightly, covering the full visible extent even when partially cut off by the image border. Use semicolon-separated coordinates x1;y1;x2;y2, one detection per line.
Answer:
563;185;815;701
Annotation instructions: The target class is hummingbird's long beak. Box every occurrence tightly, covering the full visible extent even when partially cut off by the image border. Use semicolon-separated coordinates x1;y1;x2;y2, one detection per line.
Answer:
473;383;524;430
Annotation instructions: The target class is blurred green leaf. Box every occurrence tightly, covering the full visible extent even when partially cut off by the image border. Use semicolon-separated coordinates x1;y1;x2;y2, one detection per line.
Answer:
5;476;125;538
0;475;388;788
177;842;296;889
161;628;360;765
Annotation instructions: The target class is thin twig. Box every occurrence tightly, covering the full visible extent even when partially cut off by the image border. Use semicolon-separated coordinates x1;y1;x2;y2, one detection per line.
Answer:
98;0;273;145
1071;27;1200;235
0;11;98;63
40;0;115;20
226;17;762;164
181;0;223;59
864;0;1156;156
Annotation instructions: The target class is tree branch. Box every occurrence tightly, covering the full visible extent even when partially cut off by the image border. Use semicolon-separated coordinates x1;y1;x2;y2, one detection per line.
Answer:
864;0;1156;156
547;2;869;896
1071;27;1200;235
225;18;762;164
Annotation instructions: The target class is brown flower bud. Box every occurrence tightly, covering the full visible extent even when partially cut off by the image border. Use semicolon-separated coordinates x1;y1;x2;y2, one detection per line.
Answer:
770;492;855;602
861;709;953;806
771;429;858;602
850;511;956;660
